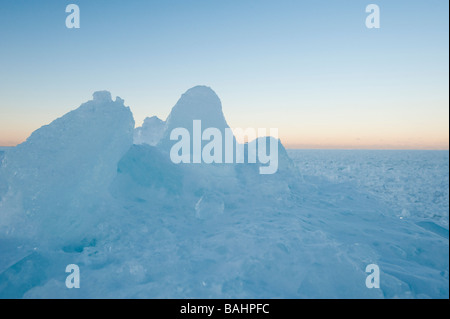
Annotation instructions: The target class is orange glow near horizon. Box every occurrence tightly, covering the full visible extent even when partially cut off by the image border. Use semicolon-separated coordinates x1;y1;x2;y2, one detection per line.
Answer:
1;126;448;150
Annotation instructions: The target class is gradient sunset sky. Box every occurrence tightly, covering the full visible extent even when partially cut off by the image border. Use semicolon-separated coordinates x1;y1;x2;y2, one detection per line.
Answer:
0;0;448;149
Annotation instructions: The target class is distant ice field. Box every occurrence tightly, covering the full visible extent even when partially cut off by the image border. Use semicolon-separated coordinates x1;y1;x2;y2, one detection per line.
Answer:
288;150;449;229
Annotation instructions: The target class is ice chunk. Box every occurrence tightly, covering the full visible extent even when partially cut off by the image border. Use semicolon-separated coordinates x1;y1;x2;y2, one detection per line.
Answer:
134;116;165;146
93;90;112;102
158;86;231;153
0;91;134;244
110;144;183;202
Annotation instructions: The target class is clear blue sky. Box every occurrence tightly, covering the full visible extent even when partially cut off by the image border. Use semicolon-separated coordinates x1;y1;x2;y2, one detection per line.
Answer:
0;0;448;149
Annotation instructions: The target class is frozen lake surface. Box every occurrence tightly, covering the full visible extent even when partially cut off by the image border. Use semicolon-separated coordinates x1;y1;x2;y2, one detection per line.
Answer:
288;149;449;228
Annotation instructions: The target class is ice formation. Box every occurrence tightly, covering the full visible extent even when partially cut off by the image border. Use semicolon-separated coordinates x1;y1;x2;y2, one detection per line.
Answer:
0;87;448;299
159;86;231;154
134;116;165;146
0;91;134;244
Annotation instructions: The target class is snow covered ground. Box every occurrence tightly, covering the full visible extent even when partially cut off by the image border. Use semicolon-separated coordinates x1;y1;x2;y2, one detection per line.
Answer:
288;150;449;228
0;87;448;299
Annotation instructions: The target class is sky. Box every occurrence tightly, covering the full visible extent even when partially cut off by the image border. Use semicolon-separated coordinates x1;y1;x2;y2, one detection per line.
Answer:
0;0;448;149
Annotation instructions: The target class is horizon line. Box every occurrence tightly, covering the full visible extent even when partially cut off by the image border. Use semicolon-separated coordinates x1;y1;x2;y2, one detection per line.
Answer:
0;145;448;152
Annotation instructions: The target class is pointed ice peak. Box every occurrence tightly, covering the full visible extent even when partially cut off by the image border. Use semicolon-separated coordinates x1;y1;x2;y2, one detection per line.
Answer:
182;85;219;101
115;96;125;105
170;85;223;116
93;91;112;102
165;85;227;127
134;116;165;146
158;86;230;150
143;116;164;126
